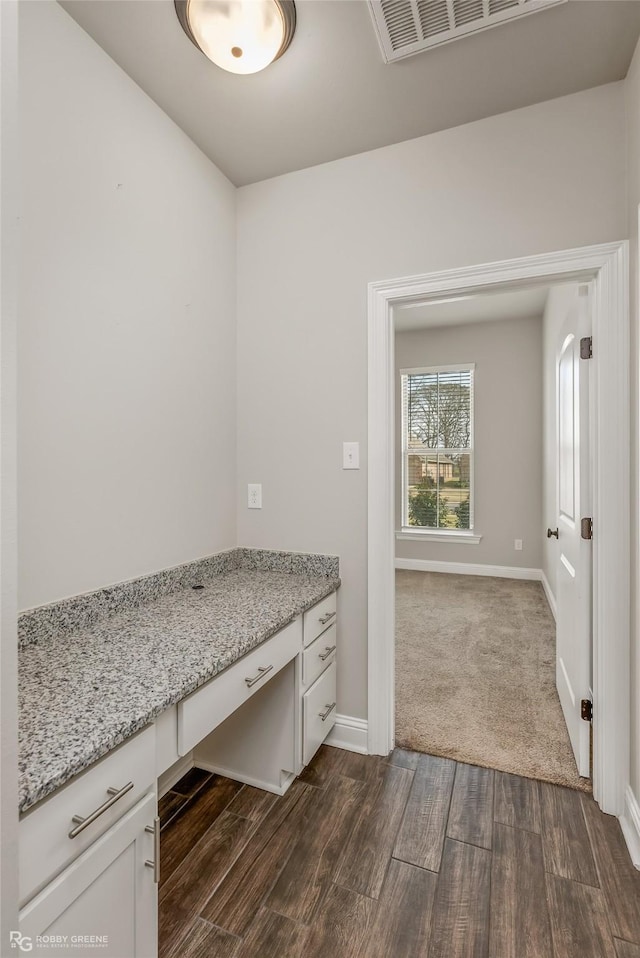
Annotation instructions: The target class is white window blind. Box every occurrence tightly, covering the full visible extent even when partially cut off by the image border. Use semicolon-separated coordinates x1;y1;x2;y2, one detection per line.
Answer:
401;364;474;531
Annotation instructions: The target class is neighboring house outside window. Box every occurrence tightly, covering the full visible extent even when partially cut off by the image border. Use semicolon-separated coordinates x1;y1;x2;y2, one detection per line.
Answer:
400;364;474;531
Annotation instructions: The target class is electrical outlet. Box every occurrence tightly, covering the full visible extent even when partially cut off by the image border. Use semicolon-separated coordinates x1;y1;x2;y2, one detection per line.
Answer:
515;539;523;551
248;484;262;509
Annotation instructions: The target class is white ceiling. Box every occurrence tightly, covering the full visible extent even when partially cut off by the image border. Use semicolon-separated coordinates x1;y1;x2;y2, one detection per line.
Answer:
59;0;640;187
394;286;550;331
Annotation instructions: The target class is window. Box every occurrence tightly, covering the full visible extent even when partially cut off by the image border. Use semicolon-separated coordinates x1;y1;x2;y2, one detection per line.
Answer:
401;364;474;531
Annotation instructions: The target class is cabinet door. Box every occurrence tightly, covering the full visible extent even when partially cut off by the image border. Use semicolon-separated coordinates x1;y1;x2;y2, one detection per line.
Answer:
20;793;157;958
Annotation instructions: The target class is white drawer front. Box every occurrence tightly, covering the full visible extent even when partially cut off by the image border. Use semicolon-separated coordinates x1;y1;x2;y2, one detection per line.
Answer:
303;623;337;689
178;617;302;757
303;592;336;648
303;661;337;766
19;724;156;907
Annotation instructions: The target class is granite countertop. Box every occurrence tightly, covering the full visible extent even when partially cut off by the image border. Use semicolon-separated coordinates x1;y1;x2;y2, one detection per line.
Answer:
19;564;339;814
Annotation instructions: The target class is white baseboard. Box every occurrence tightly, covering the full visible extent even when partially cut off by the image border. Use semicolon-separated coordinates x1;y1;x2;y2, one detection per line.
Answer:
540;571;557;620
157;753;194;798
395;557;542;581
326;714;369;754
620;785;640;870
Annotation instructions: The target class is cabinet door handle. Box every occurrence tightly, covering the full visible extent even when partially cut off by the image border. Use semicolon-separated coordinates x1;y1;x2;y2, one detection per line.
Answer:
319;702;337;722
319;645;337;661
68;782;134;839
145;817;160;883
319;611;336;625
245;664;274;688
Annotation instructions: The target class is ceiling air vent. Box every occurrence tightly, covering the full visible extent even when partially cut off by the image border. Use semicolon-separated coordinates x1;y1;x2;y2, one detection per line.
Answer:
369;0;566;62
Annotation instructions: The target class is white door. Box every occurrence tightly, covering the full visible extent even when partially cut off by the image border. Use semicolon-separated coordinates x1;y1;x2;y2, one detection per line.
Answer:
20;793;158;958
554;288;592;778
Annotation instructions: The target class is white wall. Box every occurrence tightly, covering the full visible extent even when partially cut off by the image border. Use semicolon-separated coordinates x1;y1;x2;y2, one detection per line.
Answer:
18;1;237;610
541;284;580;601
395;317;543;570
1;0;18;946
625;38;640;810
237;83;626;721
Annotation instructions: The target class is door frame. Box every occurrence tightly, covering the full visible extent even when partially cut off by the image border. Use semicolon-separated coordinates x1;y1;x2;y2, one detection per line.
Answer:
367;241;629;817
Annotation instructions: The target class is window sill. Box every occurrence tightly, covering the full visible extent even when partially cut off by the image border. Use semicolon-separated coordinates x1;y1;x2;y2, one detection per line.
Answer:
396;528;483;545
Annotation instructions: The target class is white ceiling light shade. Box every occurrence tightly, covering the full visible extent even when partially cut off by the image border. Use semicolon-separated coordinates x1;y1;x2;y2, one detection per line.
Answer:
175;0;296;75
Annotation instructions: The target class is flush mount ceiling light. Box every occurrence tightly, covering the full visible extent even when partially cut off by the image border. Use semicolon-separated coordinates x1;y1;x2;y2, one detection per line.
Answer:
175;0;296;75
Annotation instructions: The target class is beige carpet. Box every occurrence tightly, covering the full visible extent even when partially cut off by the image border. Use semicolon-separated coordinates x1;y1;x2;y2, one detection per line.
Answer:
395;570;591;792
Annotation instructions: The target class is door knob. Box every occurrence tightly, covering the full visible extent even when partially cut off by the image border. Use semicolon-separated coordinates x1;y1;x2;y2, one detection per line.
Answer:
547;528;559;539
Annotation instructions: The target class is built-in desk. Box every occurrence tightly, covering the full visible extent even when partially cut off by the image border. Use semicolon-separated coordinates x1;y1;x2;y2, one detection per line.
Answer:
17;548;340;958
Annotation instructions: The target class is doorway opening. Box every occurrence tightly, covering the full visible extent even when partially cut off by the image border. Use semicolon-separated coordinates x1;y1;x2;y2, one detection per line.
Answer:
367;242;629;817
393;281;590;791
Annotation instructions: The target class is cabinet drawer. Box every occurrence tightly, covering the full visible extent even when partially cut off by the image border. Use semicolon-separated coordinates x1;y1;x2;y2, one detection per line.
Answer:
303;623;337;689
19;724;156;907
178;617;302;757
303;592;336;648
303;661;337;766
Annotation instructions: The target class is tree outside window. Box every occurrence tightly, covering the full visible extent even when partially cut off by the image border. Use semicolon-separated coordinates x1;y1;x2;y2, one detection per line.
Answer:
401;366;474;530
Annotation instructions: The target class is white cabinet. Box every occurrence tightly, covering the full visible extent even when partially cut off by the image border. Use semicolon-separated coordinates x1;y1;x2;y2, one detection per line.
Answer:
17;586;339;958
303;591;336;647
303;622;337;687
20;793;158;958
155;706;179;779
301;593;338;766
20;725;156;906
303;661;337;765
194;661;298;794
177;617;301;757
191;595;339;788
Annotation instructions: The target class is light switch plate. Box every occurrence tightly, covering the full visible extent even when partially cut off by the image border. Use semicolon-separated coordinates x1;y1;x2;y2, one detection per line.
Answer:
343;442;360;470
248;484;262;509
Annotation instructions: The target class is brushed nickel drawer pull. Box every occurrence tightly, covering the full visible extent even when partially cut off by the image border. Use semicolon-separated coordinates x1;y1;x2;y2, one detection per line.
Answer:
245;664;274;688
68;781;134;839
145;817;160;883
319;611;336;625
319;645;337;661
319;702;337;722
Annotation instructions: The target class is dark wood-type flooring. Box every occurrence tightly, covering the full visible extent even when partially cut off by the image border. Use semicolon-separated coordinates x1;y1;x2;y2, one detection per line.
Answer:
159;747;640;958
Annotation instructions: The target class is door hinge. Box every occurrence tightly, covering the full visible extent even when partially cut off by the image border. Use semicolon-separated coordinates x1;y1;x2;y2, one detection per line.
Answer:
581;517;593;540
580;336;593;360
581;699;593;722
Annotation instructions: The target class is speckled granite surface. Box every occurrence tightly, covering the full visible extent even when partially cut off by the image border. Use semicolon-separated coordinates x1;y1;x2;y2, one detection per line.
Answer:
18;548;339;649
19;559;339;814
236;548;339;579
